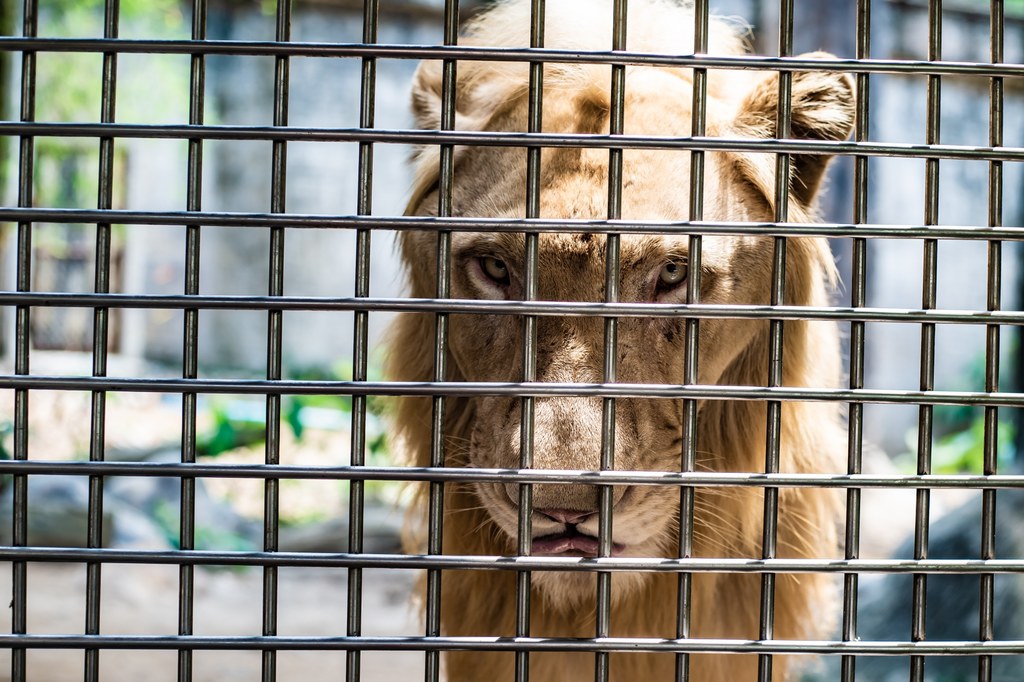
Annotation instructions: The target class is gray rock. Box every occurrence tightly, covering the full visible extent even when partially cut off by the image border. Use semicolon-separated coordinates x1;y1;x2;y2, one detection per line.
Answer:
0;475;113;547
279;500;403;554
0;447;261;551
105;497;174;549
803;489;1024;681
2;447;400;558
104;448;261;551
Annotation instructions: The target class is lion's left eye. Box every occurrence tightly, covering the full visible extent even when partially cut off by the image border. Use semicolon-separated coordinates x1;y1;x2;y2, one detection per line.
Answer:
479;256;510;285
657;261;687;290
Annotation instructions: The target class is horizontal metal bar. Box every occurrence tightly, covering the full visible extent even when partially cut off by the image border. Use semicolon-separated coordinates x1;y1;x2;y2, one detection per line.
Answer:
0;633;1020;656
1;37;1023;78
6;547;1024;575
2;122;1022;162
1;291;1023;326
4;461;1024;490
3;207;1022;241
0;375;1021;407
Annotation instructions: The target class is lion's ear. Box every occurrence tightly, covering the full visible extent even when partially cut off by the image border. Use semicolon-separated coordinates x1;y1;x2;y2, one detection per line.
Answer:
410;59;517;132
731;52;855;208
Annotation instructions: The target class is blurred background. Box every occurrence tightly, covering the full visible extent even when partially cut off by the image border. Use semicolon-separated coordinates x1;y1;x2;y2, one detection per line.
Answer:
1;0;1023;680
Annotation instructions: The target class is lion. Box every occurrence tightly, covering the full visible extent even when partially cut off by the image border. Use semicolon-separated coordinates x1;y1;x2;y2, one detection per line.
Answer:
386;1;855;680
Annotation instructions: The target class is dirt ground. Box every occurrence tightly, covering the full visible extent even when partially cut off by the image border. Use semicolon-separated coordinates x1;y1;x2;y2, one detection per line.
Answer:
0;563;423;682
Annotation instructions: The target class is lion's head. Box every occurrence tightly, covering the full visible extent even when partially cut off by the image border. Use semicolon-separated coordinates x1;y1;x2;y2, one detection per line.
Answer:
390;0;854;610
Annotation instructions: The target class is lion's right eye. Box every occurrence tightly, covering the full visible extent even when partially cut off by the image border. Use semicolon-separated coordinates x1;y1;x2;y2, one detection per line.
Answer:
656;260;687;292
479;256;510;286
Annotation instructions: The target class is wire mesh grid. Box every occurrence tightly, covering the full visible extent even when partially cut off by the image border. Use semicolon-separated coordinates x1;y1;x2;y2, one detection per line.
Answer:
1;0;1023;681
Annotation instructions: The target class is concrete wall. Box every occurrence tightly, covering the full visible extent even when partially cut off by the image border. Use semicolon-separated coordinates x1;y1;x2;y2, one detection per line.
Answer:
125;2;450;375
859;2;1023;454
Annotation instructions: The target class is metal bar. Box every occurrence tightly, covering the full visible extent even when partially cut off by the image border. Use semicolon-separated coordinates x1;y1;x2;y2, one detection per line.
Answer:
261;3;292;681
424;2;459;680
759;1;793;678
10;291;1024;326
2;375;1024;407
979;2;1004;680
7;291;1024;322
8;121;1024;161
84;1;120;678
178;2;206;680
678;1;705;678
676;0;708;678
1;633;1024;656
346;1;378;681
12;207;1024;241
515;2;544;680
9;462;1024;491
842;0;871;679
8;36;1024;77
596;3;626;677
910;3;942;680
10;0;38;680
14;547;1024;574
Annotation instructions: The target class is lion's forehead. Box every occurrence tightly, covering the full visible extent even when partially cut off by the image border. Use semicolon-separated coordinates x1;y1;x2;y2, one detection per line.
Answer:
455;231;741;266
457;230;677;261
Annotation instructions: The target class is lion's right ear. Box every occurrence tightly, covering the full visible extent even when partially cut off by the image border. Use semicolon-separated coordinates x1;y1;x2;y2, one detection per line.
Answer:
730;54;856;209
411;59;520;131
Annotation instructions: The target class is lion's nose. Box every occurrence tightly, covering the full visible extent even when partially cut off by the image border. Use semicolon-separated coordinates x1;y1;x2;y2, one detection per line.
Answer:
536;508;596;525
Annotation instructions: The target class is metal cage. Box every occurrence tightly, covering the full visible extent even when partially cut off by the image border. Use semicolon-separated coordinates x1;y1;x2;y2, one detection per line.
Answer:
1;0;1023;681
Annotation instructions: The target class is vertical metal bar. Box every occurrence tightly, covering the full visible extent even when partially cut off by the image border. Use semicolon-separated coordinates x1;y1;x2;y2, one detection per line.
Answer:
85;1;120;679
596;2;626;681
911;3;941;681
425;2;459;681
978;3;1003;681
759;1;793;680
515;2;544;681
263;2;292;681
841;2;871;681
676;2;707;680
178;2;207;681
346;2;378;681
11;1;38;681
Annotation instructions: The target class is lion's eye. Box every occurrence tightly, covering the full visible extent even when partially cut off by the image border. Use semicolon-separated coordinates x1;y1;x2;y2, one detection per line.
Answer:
658;261;687;290
479;256;510;285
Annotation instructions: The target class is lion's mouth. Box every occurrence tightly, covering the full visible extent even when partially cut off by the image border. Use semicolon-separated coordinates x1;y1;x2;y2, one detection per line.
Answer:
531;529;625;557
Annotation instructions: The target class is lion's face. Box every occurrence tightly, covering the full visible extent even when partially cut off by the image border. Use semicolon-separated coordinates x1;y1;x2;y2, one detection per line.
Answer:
401;50;854;606
435;157;779;602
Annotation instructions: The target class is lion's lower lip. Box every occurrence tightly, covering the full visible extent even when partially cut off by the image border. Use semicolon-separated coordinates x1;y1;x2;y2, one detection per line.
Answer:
530;531;625;557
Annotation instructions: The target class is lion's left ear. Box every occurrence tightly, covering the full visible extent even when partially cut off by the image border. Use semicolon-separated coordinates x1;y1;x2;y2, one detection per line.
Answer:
731;52;856;208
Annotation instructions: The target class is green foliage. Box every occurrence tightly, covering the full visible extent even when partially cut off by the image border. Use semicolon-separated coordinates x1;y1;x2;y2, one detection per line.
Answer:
197;401;268;458
35;0;189;123
895;334;1021;475
932;414;1016;474
151;499;257;552
287;358;391;419
40;0;185;31
896;412;1017;475
196;359;393;464
25;0;190;278
959;0;1024;15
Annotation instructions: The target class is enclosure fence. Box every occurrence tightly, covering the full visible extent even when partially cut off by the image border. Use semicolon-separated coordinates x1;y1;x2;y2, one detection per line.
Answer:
2;0;1024;681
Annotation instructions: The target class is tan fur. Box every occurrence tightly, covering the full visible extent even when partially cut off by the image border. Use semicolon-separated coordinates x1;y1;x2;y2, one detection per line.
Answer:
387;1;855;680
